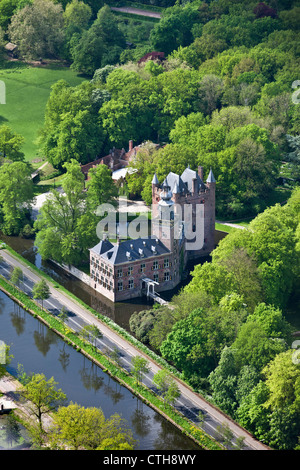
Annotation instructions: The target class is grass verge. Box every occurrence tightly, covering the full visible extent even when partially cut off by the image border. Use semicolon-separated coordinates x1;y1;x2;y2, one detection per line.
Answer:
0;272;223;450
0;63;85;161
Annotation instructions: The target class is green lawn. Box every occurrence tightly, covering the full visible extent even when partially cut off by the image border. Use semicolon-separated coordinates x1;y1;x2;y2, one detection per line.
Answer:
0;62;85;161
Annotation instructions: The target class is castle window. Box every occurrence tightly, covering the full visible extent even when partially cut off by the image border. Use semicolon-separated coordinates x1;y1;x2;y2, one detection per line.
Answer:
128;266;133;276
164;258;169;268
153;260;158;270
128;279;134;289
117;268;123;278
154;273;159;283
117;280;123;291
140;263;145;273
164;272;170;281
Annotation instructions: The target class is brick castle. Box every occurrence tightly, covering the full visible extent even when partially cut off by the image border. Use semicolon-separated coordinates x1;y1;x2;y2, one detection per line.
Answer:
89;165;216;302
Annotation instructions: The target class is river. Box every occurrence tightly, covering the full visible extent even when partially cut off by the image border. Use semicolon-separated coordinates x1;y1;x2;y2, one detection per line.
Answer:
0;289;201;450
0;232;218;450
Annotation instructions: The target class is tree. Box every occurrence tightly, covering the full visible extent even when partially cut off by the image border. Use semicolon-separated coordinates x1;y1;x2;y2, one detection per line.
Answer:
231;321;287;372
86;164;118;210
217;248;264;312
0;161;34;235
131;355;150;385
0;125;25;163
209;347;260;416
34;159;98;266
99;80;154;149
48;402;135;450
246;303;292;342
184;262;237;305
64;0;92;34
263;350;300;413
208;347;239;415
150;4;199;55
80;324;102;351
8;0;65;59
0;0;19;30
235;381;271;441
5;414;21;448
211;195;300;309
32;279;51;311
70;5;126;76
10;266;23;290
40;80;105;168
198;74;224;116
57;306;69;333
129;309;158;345
19;373;67;433
152;369;180;407
160;307;227;379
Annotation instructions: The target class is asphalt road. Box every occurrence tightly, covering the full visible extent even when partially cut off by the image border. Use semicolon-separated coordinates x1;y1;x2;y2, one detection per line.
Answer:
0;248;269;451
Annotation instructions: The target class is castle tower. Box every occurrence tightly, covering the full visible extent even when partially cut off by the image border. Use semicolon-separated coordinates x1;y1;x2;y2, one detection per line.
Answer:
151;177;175;251
204;168;216;253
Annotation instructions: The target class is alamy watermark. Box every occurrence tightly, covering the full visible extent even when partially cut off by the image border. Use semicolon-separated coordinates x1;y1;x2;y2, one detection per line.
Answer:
95;197;205;251
0;340;6;364
0;81;5;104
292;80;300;105
292;340;300;365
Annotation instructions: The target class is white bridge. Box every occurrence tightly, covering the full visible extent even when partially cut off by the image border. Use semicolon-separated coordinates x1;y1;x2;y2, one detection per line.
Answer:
141;278;169;306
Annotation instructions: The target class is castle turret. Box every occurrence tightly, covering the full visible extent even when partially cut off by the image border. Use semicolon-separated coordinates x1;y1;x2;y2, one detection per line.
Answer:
152;173;160;210
206;168;216;185
205;168;216;254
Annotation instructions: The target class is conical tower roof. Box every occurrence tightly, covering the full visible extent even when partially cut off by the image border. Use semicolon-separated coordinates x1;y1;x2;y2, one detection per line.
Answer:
206;168;216;183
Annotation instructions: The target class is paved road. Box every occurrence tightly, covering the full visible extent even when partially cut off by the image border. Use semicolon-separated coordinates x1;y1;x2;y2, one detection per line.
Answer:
0;248;269;451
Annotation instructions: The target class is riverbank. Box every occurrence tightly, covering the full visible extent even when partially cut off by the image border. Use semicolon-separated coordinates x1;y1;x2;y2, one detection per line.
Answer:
0;241;270;450
0;372;54;449
0;249;224;450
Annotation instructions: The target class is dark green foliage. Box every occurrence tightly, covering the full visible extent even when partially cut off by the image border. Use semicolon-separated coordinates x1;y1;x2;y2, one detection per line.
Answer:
129;309;157;344
71;5;126;75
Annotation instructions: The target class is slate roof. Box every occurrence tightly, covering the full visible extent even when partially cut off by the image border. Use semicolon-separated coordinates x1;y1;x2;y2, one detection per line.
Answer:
90;238;114;255
152;167;208;195
90;236;170;265
163;172;188;194
180;167;206;193
206;168;216;183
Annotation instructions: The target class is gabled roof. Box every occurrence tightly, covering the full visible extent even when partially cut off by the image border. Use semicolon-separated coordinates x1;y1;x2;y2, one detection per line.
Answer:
91;236;170;265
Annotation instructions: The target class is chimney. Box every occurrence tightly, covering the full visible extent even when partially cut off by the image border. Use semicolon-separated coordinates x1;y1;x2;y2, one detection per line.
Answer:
198;166;204;180
129;140;133;151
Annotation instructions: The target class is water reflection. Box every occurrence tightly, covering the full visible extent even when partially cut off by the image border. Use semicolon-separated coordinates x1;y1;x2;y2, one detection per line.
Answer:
58;343;70;372
10;307;26;336
0;290;200;450
33;324;58;357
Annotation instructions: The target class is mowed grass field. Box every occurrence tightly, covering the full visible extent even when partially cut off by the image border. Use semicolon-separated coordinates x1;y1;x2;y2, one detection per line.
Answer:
0;62;85;161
